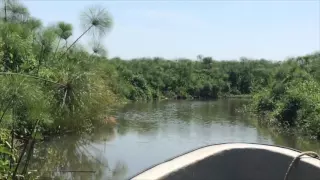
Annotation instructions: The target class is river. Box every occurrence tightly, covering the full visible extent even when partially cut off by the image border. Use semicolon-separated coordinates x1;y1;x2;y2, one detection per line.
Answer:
30;99;320;180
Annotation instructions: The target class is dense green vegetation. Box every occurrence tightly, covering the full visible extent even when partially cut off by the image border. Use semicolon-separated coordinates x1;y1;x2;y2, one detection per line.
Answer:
0;0;120;178
250;53;320;140
109;56;276;100
0;0;319;179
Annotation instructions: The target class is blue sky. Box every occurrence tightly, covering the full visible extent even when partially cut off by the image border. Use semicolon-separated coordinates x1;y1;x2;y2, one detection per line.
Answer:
23;0;319;60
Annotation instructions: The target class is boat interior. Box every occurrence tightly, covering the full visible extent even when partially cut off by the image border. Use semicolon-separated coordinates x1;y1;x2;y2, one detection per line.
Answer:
131;143;320;180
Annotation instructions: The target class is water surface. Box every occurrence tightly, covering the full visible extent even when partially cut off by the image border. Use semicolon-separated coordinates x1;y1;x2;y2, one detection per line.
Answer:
32;99;320;179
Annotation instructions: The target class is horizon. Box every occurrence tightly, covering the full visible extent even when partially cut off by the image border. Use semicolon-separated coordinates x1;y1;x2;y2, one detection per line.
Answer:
23;0;320;61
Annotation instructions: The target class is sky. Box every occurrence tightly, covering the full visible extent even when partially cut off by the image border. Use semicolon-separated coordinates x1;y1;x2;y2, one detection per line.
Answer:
23;0;320;61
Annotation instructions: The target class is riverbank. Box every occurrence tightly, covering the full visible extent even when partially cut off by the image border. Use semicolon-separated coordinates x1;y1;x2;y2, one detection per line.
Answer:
248;53;320;140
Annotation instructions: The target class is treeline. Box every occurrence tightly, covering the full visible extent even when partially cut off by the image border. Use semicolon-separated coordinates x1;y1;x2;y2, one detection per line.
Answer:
108;56;277;100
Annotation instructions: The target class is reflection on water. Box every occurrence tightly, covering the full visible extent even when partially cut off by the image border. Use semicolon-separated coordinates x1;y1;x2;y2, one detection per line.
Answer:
29;127;127;180
31;99;320;179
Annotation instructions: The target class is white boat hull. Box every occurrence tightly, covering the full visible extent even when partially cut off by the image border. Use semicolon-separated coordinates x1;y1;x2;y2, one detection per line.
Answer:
130;143;320;180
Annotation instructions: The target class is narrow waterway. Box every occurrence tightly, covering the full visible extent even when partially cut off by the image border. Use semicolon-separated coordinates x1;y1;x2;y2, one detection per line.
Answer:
31;99;320;180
